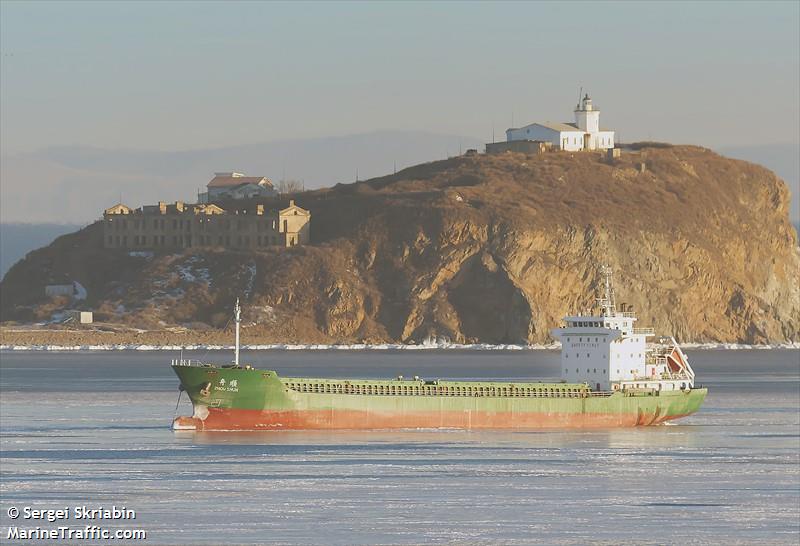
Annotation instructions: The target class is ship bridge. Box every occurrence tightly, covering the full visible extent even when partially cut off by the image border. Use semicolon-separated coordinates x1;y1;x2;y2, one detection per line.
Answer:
551;267;673;392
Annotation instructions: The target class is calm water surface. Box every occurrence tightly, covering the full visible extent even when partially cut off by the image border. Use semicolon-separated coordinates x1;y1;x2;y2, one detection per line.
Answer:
1;349;798;545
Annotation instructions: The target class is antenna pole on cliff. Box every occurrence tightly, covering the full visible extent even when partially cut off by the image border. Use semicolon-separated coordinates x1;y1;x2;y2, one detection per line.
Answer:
234;298;241;367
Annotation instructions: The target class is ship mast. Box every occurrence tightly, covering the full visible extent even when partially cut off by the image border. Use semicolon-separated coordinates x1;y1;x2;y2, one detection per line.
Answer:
234;298;241;367
597;265;617;317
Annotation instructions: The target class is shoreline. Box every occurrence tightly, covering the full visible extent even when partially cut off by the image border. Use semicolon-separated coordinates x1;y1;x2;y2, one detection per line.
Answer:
1;342;798;352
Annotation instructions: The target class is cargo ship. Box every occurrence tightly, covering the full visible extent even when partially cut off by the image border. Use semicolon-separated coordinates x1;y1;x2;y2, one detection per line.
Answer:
171;267;706;430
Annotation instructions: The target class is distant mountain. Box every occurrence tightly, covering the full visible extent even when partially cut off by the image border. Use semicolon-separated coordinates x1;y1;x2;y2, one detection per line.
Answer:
1;223;85;279
718;143;799;224
0;130;484;224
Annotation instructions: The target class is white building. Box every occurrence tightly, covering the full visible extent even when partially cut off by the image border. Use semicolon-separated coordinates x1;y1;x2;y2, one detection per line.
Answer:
199;172;277;203
506;94;615;151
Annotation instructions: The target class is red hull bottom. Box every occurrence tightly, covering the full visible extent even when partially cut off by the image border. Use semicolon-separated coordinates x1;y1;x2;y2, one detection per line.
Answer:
173;407;691;431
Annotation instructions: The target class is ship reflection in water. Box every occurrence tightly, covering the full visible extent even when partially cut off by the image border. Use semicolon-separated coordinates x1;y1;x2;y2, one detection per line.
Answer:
1;349;797;545
177;427;704;452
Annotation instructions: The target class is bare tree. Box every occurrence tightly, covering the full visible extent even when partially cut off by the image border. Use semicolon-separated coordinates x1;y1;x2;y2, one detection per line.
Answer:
278;179;304;194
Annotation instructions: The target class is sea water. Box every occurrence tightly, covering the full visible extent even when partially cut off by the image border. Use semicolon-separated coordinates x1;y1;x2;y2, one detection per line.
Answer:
0;349;798;545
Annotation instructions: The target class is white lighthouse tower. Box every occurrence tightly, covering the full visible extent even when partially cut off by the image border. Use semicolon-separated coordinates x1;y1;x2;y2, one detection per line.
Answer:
574;93;600;133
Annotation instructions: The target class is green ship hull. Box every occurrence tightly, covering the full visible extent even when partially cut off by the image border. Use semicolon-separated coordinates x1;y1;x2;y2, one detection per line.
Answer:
172;364;707;431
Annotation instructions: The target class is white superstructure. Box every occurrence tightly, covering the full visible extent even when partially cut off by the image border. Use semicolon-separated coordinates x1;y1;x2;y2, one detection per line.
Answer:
551;267;695;392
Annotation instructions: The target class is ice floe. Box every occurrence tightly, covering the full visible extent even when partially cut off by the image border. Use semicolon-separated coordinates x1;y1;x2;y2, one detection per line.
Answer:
1;341;797;352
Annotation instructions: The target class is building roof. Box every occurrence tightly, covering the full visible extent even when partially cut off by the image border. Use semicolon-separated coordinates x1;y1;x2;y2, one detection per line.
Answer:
207;174;273;188
509;121;583;133
104;203;132;215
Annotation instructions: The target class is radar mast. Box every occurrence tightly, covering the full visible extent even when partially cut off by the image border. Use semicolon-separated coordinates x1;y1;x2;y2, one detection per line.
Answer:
597;265;617;317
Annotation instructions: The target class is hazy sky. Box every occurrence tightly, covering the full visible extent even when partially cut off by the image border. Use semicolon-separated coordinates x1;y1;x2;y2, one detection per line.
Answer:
1;1;798;155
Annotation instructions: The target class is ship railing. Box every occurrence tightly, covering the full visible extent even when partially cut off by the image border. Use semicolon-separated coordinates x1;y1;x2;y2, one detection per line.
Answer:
587;391;614;397
171;358;196;366
617;311;637;318
632;370;691;379
632;327;655;335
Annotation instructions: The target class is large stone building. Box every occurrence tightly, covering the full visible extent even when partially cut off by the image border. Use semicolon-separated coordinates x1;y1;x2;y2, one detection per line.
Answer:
505;93;615;151
103;200;310;250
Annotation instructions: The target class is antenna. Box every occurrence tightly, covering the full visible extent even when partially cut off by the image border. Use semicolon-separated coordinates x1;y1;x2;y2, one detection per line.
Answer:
596;265;617;316
577;86;583;109
492;121;495;143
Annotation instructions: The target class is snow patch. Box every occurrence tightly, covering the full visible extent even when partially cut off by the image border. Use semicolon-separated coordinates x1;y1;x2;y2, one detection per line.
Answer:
72;281;87;300
176;256;211;286
243;262;257;299
1;341;796;352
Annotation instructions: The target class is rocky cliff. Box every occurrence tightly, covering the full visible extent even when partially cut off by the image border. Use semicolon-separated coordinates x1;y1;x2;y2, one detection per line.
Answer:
2;144;798;344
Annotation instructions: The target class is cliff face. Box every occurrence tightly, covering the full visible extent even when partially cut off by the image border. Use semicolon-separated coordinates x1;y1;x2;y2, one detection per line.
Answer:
2;145;798;344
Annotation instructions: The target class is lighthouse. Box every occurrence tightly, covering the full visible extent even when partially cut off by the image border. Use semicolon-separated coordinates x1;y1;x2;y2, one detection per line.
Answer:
574;94;600;134
504;92;616;151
